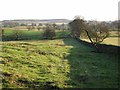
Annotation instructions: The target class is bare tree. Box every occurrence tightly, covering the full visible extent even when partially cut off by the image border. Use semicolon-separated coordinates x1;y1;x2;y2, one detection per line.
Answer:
26;25;33;31
69;17;85;38
37;26;41;31
84;21;109;52
0;27;4;37
37;23;43;31
12;30;23;40
43;25;56;39
52;23;57;30
69;17;109;52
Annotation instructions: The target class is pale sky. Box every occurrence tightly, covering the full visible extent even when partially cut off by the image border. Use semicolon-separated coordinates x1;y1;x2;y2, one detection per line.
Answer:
0;0;119;21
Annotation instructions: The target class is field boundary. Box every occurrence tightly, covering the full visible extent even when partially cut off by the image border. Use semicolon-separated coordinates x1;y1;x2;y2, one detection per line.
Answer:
75;38;120;55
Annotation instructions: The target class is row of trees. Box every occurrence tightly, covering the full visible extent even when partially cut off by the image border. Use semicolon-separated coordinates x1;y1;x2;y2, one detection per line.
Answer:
2;21;68;31
2;20;118;30
26;23;68;31
69;16;109;52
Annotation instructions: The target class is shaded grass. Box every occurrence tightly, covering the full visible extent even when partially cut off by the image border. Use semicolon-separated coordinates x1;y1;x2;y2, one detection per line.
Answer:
0;38;119;89
63;39;118;88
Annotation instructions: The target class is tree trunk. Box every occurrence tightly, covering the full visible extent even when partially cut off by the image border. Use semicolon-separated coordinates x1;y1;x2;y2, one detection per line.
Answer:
85;30;100;52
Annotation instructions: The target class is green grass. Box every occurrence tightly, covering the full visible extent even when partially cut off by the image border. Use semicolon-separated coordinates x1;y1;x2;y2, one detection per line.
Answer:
3;29;70;41
3;29;44;41
0;38;118;89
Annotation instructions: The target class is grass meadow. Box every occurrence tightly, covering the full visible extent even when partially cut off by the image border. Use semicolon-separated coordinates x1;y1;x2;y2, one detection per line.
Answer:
2;28;70;41
81;37;119;46
0;28;119;89
2;28;119;46
1;39;119;88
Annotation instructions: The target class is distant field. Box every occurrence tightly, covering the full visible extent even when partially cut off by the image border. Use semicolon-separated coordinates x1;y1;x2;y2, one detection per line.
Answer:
109;30;119;37
2;29;70;41
102;37;119;46
2;28;119;45
80;29;119;46
0;39;118;88
81;37;119;46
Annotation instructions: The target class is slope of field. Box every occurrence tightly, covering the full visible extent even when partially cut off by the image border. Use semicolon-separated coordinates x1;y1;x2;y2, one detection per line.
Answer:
0;39;118;89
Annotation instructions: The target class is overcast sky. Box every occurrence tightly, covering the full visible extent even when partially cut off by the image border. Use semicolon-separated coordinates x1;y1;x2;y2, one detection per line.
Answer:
0;0;119;21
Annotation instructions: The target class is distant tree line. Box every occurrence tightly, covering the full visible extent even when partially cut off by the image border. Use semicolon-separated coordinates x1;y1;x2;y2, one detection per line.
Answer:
3;22;19;28
2;20;118;31
2;21;69;31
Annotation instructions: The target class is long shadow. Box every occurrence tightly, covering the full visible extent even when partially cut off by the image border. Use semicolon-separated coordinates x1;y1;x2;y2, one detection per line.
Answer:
63;38;119;88
2;37;118;89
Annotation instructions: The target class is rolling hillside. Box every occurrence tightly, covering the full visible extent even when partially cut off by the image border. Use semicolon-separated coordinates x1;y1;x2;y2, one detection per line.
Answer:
1;39;118;89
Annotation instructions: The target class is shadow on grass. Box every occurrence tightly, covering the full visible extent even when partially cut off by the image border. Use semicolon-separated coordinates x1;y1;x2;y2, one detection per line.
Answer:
2;38;119;89
63;38;119;88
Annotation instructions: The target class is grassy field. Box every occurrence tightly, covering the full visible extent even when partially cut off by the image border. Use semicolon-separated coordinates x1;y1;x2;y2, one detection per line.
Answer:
81;37;119;46
0;38;118;89
2;28;119;46
102;37;119;46
109;30;119;37
2;29;70;41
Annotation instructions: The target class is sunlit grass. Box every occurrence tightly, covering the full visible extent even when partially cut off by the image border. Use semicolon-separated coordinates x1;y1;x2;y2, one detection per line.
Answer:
1;39;118;88
3;29;70;41
81;37;119;46
102;37;119;46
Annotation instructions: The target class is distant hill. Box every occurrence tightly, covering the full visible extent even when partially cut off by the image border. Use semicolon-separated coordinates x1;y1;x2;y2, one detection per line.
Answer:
1;19;71;25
